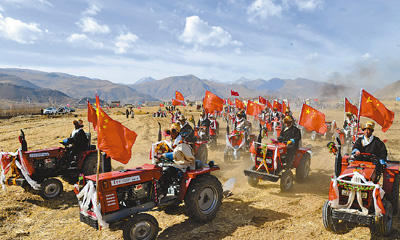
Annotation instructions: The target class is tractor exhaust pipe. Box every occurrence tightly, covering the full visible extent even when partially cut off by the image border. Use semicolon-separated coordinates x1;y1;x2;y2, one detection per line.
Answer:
158;122;162;141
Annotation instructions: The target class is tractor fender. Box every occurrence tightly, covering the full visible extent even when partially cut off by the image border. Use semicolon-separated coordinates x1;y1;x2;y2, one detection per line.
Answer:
293;150;312;168
178;177;193;201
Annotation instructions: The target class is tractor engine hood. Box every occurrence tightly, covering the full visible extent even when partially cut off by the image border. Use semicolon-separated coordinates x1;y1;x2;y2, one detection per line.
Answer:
341;162;377;182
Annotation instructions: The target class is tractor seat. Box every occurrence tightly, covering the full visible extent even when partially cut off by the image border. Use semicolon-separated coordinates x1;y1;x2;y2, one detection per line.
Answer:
195;159;203;169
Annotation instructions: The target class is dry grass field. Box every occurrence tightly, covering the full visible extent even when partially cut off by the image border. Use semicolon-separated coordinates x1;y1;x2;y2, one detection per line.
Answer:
1;103;400;240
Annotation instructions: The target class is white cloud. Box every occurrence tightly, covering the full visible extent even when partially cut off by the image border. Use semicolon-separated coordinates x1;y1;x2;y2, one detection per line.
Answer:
179;16;241;48
306;53;319;60
77;17;110;34
114;32;138;54
362;53;371;60
83;4;100;16
0;13;42;44
293;0;323;11
0;5;4;11
247;0;283;21
66;33;103;48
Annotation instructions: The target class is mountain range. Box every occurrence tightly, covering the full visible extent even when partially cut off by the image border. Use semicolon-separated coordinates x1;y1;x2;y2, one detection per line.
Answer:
0;68;393;106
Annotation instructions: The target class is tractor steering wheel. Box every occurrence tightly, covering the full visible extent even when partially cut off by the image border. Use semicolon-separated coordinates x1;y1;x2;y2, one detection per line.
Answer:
351;152;378;164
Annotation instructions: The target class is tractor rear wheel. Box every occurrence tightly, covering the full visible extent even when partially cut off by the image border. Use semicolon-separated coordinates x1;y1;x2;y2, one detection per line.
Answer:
39;178;63;199
195;144;208;164
280;170;293;192
296;153;311;182
390;174;399;215
376;200;393;236
184;175;223;223
247;166;259;187
82;152;111;176
123;213;159;240
322;200;339;232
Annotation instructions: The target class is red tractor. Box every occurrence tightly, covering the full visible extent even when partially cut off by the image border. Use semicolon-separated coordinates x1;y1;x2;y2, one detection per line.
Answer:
244;134;312;191
76;155;223;240
224;123;256;162
0;130;110;199
323;137;399;236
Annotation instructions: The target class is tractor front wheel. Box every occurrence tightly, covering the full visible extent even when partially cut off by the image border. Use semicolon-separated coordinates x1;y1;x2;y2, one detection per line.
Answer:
322;200;339;232
184;175;223;223
310;131;317;141
376;200;393;236
39;178;63;199
247;166;259;187
280;170;293;192
123;213;159;240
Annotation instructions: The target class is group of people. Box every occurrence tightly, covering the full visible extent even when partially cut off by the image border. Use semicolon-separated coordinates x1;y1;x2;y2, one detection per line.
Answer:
125;107;135;119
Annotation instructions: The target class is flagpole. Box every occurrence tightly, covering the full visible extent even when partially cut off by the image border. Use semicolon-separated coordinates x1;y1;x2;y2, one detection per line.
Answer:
343;97;345;123
355;89;363;138
95;94;101;208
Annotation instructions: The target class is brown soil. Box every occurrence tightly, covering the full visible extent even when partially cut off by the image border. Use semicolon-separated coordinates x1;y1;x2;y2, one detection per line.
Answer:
0;104;399;240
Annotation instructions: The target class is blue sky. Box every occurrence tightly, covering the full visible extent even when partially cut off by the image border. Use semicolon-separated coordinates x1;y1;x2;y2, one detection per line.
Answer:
0;0;399;87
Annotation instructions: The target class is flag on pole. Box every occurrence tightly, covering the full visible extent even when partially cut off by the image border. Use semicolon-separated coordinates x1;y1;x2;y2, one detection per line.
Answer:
203;90;224;113
172;99;186;106
231;90;239;96
298;103;327;134
175;91;184;101
246;100;263;116
235;98;245;109
227;99;233;106
273;100;282;112
359;90;394;132
282;101;288;113
96;95;137;164
267;100;272;109
259;96;267;105
87;100;97;130
344;97;358;116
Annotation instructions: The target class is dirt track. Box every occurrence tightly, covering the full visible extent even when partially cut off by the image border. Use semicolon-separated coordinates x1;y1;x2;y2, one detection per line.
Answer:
1;105;400;240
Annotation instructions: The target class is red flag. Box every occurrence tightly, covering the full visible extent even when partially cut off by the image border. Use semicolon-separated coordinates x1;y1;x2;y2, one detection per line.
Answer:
175;91;184;101
87;100;97;130
203;90;224;114
172;99;185;106
235;98;245;109
273;100;282;112
259;96;267;105
267;100;272;109
328;180;338;201
249;141;257;154
160;103;164;107
360;90;394;132
228;99;233;106
246;100;264;116
231;90;239;96
298;103;327;134
282;101;288;113
96;95;137;164
345;97;358;116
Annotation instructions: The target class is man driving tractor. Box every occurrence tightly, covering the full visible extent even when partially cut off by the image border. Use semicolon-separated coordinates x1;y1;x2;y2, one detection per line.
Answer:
61;119;89;168
352;121;387;172
277;116;301;167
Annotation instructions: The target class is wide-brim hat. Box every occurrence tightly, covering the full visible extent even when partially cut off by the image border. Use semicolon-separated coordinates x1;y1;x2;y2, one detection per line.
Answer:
178;115;187;121
73;119;83;126
362;121;375;130
283;116;293;123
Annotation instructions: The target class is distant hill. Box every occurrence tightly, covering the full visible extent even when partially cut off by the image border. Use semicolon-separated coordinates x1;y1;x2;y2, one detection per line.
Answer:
134;76;156;84
0;68;157;104
374;80;400;99
0;73;41;89
0;83;72;104
131;74;277;101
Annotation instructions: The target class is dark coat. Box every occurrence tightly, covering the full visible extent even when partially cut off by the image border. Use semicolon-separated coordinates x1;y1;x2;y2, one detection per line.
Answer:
353;136;387;160
278;124;301;148
198;118;211;128
67;128;89;151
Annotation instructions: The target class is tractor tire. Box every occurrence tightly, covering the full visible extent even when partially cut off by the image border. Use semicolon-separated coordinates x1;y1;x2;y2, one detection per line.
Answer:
184;175;223;223
195;144;208;164
310;131;317;141
390;174;399;215
296;153;311;183
39;178;63;199
82;152;109;176
123;213;159;240
224;148;229;162
280;170;294;192
375;200;393;236
247;166;259;187
322;200;339;232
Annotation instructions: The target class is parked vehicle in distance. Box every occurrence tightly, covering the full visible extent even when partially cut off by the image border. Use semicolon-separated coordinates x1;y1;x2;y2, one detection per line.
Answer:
57;107;70;114
43;107;57;115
